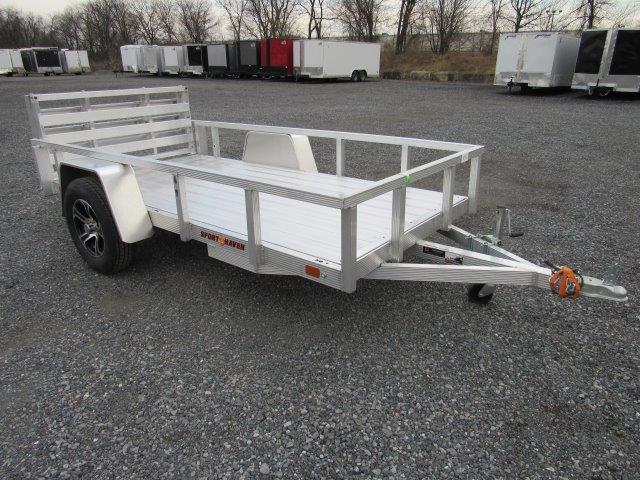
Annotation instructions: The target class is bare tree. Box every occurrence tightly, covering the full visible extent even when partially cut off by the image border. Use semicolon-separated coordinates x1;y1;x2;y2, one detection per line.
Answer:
156;0;180;43
245;0;299;38
176;0;217;42
298;0;330;38
574;0;618;28
487;0;505;53
0;7;51;47
50;8;85;49
417;0;471;54
217;0;247;40
504;0;547;32
333;0;384;41
130;0;163;44
395;0;419;53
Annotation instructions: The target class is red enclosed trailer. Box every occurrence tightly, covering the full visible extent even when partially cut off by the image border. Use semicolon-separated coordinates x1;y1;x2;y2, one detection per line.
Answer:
260;38;295;78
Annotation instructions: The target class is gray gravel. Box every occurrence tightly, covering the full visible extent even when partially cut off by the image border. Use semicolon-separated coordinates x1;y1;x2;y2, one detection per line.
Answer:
1;73;638;479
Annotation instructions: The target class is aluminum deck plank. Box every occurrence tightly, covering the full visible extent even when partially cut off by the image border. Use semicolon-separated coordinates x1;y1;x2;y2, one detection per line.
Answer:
135;156;467;264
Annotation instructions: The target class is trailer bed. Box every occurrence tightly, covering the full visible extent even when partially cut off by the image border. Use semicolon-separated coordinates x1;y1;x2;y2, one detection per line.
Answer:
136;154;467;264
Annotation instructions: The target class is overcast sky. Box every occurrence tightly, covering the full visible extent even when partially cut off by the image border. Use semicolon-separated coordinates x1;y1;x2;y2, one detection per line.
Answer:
0;0;87;16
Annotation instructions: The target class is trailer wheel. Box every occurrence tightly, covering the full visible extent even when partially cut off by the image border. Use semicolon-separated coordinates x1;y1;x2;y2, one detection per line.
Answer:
63;177;135;274
467;284;495;304
360;70;367;81
351;70;361;82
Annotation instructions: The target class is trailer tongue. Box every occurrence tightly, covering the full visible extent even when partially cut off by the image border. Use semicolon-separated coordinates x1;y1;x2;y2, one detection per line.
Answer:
26;86;626;304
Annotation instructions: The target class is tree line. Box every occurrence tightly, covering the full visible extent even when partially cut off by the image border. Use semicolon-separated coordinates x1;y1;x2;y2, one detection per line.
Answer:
0;0;635;64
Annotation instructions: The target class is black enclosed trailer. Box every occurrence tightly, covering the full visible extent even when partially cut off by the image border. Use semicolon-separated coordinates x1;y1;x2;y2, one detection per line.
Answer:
21;47;63;75
572;28;640;95
206;43;231;77
182;44;208;76
229;40;261;77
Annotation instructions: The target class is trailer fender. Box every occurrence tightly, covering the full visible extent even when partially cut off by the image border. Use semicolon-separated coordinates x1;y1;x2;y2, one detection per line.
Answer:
58;157;154;243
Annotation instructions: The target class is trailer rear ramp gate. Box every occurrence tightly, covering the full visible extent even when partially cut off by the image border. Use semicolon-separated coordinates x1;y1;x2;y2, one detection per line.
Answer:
26;86;626;303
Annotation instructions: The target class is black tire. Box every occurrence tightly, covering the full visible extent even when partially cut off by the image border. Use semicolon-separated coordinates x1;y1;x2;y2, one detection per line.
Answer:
351;70;361;82
63;177;135;274
467;284;495;304
360;70;367;81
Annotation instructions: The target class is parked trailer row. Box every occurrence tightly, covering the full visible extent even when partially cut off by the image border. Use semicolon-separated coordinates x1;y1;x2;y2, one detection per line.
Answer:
1;47;90;76
494;28;640;95
122;40;381;81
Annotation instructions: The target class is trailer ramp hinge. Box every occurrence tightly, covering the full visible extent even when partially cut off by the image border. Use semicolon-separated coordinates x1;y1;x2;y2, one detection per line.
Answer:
548;264;583;299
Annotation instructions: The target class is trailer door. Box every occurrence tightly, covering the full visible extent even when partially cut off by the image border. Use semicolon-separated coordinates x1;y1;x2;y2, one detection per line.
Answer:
496;34;526;74
35;49;60;68
609;30;640;75
522;34;556;74
575;30;608;74
0;50;11;71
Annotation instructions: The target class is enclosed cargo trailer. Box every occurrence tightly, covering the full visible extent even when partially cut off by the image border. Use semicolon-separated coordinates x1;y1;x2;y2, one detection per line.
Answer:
120;45;139;72
9;49;25;75
59;49;83;74
0;49;11;75
206;43;231;77
293;40;380;81
138;45;159;74
494;32;580;91
229;40;260;77
183;44;207;76
25;86;627;305
158;46;184;75
572;28;640;95
120;45;158;74
260;38;294;78
21;48;63;75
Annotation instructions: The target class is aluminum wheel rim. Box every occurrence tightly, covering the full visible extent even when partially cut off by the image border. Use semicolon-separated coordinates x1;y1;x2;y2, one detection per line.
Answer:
72;199;104;257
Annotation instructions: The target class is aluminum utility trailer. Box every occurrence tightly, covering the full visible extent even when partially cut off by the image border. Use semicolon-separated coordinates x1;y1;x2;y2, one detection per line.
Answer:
572;28;640;95
25;86;626;304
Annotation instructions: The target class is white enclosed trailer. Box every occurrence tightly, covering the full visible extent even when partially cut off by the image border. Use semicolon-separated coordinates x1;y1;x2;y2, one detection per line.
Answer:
138;45;159;74
120;45;139;72
25;86;626;304
572;28;640;95
59;49;83;74
293;40;380;81
158;46;184;75
9;49;25;75
0;49;11;75
494;32;580;91
120;45;158;74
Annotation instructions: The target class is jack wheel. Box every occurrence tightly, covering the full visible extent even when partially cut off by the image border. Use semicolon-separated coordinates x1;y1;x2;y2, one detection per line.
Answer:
467;284;495;304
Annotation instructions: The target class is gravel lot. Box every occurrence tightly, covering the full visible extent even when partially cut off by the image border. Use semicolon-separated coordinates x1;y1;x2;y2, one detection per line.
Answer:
0;73;638;479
